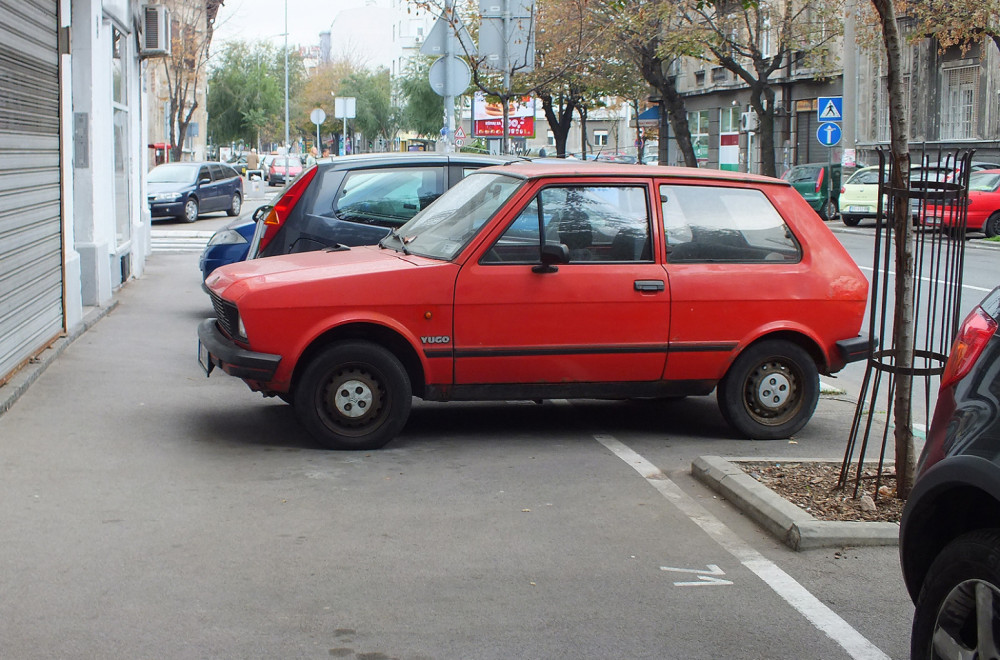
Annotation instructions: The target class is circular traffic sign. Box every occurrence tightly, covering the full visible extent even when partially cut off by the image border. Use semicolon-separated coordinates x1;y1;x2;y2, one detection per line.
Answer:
310;108;326;125
816;122;842;147
428;55;472;97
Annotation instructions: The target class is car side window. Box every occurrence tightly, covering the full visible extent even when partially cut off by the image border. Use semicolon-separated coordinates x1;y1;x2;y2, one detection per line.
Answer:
209;164;227;181
482;185;652;264
198;166;212;183
326;167;445;227
661;184;801;263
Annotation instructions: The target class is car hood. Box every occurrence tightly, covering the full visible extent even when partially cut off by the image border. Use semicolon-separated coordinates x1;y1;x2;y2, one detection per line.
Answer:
148;181;191;194
205;244;431;301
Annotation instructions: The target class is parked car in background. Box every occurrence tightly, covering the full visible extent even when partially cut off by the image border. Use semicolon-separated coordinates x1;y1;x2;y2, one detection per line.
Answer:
264;154;303;186
147;162;243;223
228;153;249;176
900;285;1000;660
782;163;841;220
920;169;1000;236
840;166;884;226
199;153;518;280
198;162;870;450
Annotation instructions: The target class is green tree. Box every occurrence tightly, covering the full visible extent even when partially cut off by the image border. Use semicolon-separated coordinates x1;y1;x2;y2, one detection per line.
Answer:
340;68;400;150
208;40;289;149
399;57;449;137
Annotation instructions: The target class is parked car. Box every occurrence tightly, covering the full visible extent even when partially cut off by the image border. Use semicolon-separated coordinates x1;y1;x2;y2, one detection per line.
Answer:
198;153;517;280
781;163;841;220
920;169;1000;237
900;285;1000;660
840;165;884;226
264;154;303;186
147;162;243;223
198;162;871;450
228;153;248;176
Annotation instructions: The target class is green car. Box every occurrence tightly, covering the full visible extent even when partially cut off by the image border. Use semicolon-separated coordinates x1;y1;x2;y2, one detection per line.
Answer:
840;165;883;226
781;163;841;220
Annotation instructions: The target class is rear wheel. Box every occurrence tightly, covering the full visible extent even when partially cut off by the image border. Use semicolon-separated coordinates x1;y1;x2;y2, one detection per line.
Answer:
911;529;1000;660
717;339;819;439
182;197;199;223
841;214;862;227
295;341;411;450
227;192;242;217
985;212;1000;238
818;198;837;221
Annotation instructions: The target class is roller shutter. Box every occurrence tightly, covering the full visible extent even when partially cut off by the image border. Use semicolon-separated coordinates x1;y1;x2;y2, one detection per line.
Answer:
0;0;64;384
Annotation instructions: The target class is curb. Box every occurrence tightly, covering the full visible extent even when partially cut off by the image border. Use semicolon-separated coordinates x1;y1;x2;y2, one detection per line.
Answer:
0;302;118;418
691;455;900;551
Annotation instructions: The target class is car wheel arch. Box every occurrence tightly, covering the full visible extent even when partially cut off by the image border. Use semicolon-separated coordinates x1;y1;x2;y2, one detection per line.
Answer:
727;329;828;376
289;322;427;400
901;459;1000;602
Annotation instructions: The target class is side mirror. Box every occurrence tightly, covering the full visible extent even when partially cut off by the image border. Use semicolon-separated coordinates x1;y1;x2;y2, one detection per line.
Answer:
252;205;272;222
199;177;211;186
532;243;569;273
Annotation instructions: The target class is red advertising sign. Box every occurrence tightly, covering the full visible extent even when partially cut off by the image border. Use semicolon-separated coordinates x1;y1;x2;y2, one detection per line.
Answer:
472;92;536;138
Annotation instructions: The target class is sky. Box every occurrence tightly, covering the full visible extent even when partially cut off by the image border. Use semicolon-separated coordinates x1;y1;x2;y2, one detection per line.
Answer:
212;0;370;50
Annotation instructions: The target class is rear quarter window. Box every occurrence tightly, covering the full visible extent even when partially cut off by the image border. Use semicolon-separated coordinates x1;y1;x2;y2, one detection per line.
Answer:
661;184;801;263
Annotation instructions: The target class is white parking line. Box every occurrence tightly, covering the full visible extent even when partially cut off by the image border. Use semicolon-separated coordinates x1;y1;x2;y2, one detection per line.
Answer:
858;265;993;293
595;434;891;660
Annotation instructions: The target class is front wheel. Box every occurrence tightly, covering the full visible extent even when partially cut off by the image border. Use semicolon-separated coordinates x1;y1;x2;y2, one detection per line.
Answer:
985;212;1000;238
911;529;1000;660
294;342;412;450
227;192;242;217
717;339;819;439
182;197;200;223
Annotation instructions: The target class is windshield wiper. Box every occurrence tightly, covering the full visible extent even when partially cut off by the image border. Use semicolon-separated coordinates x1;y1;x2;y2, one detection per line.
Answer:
379;229;410;255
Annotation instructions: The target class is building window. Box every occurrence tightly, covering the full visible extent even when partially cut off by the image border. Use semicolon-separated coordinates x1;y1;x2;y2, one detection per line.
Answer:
688;110;710;163
594;130;609;146
695;70;706;87
711;67;727;83
941;66;980;140
547;130;555;146
877;74;910;143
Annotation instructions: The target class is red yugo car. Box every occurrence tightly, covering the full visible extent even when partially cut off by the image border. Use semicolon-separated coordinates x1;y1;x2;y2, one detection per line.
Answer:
920;169;1000;237
198;162;871;450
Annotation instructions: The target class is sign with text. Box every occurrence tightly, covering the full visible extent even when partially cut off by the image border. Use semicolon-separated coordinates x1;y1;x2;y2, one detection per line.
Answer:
472;91;536;138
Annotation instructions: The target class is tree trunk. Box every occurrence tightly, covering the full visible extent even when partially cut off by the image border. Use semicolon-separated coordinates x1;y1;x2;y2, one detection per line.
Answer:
749;86;778;178
872;0;915;499
539;93;577;158
635;46;697;167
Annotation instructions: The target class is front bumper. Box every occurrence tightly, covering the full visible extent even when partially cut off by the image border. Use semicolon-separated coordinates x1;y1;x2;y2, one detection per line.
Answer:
197;318;281;381
149;200;185;217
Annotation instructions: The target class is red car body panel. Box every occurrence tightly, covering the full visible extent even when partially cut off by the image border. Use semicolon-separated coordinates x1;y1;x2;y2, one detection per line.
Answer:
203;163;868;400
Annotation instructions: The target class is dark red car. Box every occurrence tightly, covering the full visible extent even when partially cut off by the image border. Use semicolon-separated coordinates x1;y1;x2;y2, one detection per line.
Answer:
921;169;1000;236
198;162;871;450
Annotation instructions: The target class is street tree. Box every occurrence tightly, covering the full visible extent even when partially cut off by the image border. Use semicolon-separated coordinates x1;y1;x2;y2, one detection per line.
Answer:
158;0;224;162
399;57;450;138
294;57;361;149
597;0;701;168
340;68;399;151
207;40;285;149
681;0;842;177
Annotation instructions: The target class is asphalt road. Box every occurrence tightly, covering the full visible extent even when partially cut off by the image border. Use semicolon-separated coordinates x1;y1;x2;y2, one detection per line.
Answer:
0;208;921;658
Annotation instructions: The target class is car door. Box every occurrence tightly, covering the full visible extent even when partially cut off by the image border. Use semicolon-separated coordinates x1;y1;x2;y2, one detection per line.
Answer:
195;165;218;211
452;181;670;385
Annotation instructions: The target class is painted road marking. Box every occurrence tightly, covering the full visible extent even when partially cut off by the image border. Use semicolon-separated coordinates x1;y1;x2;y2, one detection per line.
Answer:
858;265;993;294
661;564;733;586
595;434;891;660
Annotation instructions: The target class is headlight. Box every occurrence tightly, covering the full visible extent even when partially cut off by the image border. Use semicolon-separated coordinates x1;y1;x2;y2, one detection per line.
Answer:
207;229;248;246
153;192;183;201
237;314;248;341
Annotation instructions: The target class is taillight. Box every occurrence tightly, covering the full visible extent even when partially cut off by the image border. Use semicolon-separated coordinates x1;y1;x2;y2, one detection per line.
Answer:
840;186;846;195
940;306;998;390
815;168;824;193
257;166;319;254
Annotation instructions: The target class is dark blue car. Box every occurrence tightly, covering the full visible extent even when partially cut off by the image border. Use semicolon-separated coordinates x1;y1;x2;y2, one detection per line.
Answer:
199;153;516;280
148;162;243;223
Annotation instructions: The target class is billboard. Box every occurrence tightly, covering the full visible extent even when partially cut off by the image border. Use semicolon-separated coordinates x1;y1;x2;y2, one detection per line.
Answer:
473;91;536;138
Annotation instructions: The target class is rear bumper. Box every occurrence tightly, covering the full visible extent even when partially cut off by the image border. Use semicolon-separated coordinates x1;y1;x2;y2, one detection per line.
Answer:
198;318;281;381
836;334;874;364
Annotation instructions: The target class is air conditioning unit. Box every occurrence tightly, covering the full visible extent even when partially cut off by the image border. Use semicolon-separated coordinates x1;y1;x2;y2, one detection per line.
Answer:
141;5;171;58
740;110;759;132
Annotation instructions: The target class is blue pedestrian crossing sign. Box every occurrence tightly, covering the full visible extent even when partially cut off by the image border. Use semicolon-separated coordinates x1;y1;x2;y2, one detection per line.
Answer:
817;96;843;122
817;122;842;147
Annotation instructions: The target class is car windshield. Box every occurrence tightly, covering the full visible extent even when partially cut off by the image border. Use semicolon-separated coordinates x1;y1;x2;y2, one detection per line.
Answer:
969;172;1000;192
381;172;523;261
846;169;881;186
271;156;302;168
148;164;198;184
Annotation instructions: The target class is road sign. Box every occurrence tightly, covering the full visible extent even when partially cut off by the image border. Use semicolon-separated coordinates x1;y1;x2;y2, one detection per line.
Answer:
816;122;842;147
455;126;466;140
817;96;843;122
309;108;326;125
428;55;471;97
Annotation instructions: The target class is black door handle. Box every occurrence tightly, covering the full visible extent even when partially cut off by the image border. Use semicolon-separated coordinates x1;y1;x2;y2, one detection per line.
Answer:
634;279;665;292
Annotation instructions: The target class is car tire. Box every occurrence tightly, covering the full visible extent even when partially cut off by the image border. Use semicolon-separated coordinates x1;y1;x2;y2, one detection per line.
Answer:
183;197;200;223
842;214;862;227
819;199;837;221
717;339;819;439
227;192;242;217
910;529;1000;660
294;341;412;450
985;212;1000;238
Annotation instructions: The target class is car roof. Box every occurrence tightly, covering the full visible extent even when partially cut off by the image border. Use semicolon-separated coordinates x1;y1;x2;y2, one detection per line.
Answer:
475;161;789;186
315;152;519;171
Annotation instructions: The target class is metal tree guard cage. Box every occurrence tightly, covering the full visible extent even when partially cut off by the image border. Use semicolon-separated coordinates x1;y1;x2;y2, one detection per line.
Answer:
838;148;974;499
